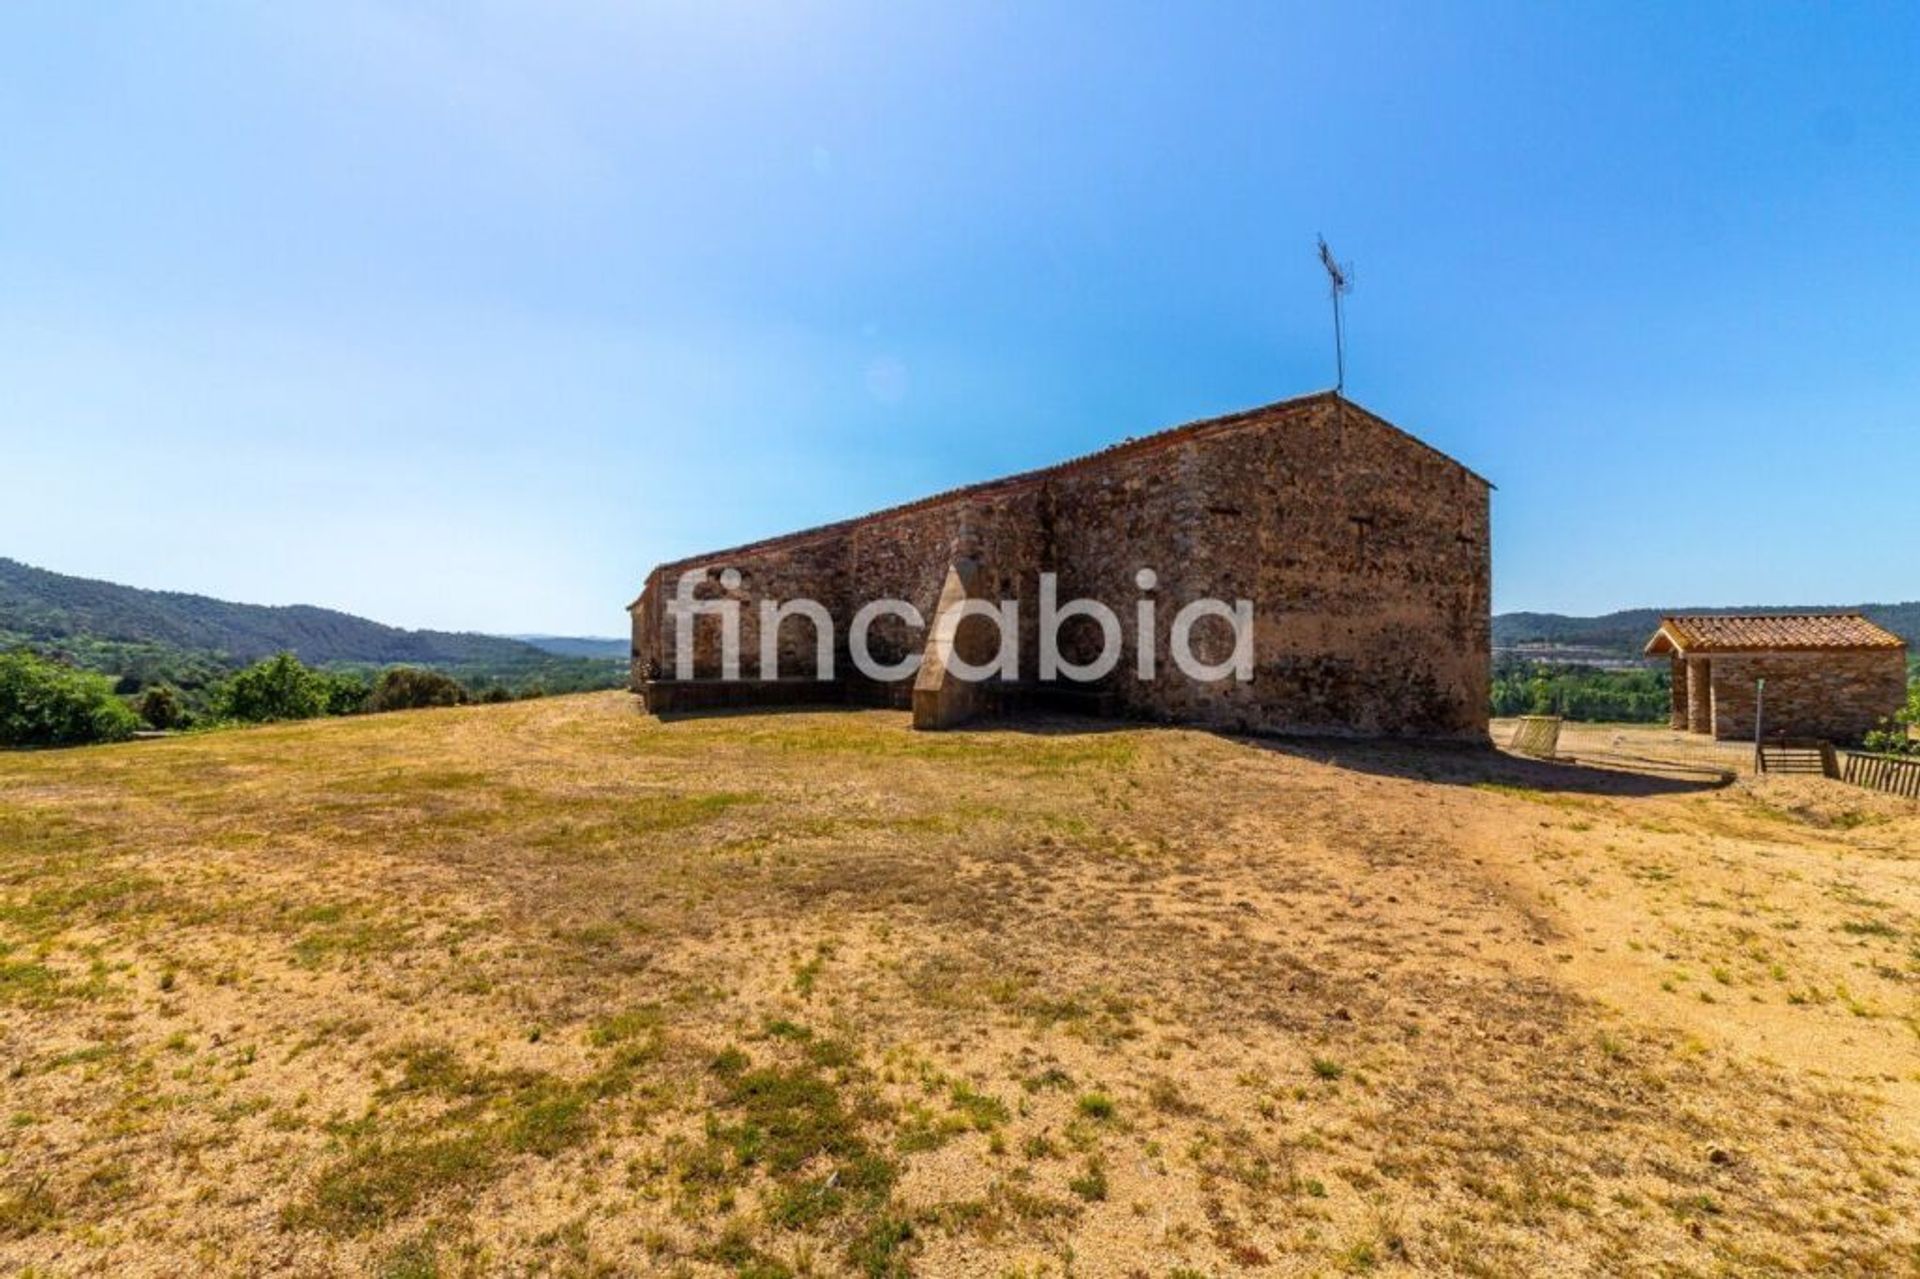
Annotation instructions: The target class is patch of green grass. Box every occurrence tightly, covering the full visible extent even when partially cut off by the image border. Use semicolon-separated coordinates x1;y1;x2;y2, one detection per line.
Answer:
803;1035;857;1071
1067;1157;1109;1202
501;1082;593;1156
1021;1066;1073;1093
762;1017;811;1041
736;720;1138;777
918;1181;1075;1241
897;1103;969;1154
292;1132;498;1233
709;1064;872;1177
1336;1239;1379;1272
377;1234;442;1279
0;959;60;1008
896;1083;1007;1153
285;901;412;967
1075;1092;1116;1121
1147;1076;1196;1114
1311;1057;1345;1082
1470;782;1600;812
948;1082;1010;1131
291;1047;613;1234
0;946;108;1009
792;943;832;999
847;1214;915;1278
1022;1133;1060;1160
380;1042;475;1098
766;1172;852;1230
590;1006;665;1048
688;1041;909;1275
0;1178;59;1239
0;871;162;941
527;791;761;854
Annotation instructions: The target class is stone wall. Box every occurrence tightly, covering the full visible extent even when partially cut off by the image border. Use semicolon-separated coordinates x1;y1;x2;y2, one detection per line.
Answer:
1687;656;1712;734
630;486;1045;682
630;393;1492;740
1705;649;1909;743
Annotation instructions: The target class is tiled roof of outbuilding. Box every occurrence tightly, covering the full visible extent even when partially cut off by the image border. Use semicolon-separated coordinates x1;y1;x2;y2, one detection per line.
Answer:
1645;613;1907;655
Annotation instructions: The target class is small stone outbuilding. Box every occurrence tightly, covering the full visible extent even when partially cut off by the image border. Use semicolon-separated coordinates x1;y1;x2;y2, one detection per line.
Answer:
1645;614;1909;743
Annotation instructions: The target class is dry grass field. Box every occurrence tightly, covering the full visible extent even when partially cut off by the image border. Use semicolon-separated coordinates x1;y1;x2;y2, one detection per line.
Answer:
2;693;1918;1277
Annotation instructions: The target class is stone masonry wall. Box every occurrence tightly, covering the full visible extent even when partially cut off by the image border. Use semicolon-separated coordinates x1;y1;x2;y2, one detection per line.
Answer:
630;393;1492;740
631;488;1045;683
1040;397;1489;735
1706;649;1909;744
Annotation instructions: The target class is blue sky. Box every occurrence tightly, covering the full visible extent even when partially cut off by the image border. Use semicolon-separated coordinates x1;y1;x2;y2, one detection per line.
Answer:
2;3;1915;635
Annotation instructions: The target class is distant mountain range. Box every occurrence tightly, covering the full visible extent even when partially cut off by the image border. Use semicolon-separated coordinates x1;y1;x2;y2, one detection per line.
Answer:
0;558;624;691
508;634;629;660
1494;602;1920;663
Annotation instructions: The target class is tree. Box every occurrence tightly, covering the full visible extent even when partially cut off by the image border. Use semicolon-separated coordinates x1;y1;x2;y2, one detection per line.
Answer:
1867;673;1920;754
317;671;372;717
0;650;141;746
1490;659;1670;723
213;653;329;723
136;684;185;731
366;667;469;712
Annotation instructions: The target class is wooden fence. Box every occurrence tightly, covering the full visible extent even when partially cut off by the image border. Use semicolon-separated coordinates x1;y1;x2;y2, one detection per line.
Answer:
1756;739;1836;777
1754;739;1920;800
1839;751;1920;801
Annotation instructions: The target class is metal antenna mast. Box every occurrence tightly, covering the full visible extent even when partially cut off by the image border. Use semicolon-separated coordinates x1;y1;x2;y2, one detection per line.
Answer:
1317;235;1353;393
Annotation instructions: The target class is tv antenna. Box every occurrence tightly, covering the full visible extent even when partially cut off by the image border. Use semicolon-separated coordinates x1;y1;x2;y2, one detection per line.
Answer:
1316;234;1353;393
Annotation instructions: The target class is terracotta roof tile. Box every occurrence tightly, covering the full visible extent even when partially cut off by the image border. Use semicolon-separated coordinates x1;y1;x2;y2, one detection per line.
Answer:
1645;613;1907;655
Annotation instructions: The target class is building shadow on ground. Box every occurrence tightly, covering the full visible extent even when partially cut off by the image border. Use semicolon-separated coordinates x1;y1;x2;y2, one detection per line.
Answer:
991;712;1729;797
633;695;1725;798
1232;735;1728;797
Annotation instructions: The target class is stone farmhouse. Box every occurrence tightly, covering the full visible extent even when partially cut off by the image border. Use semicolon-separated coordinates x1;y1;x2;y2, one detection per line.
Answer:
1645;613;1909;743
629;391;1492;739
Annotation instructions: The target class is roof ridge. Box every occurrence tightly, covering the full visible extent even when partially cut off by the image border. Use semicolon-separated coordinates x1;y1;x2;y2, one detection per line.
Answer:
1663;610;1871;619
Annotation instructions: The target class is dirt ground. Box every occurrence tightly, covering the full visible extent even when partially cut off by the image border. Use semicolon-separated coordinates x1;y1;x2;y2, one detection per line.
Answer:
1;694;1916;1277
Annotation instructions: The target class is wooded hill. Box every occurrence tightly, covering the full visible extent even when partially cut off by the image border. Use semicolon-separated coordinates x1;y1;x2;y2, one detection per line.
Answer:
0;558;623;694
1495;602;1920;660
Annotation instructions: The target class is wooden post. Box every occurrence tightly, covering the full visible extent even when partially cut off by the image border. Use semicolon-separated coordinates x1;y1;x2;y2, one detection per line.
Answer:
1754;677;1766;774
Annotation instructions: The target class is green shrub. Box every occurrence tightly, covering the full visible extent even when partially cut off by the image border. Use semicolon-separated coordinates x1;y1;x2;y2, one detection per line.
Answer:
0;650;142;746
213;653;330;723
1865;676;1920;755
317;671;372;717
135;683;186;731
367;667;469;713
